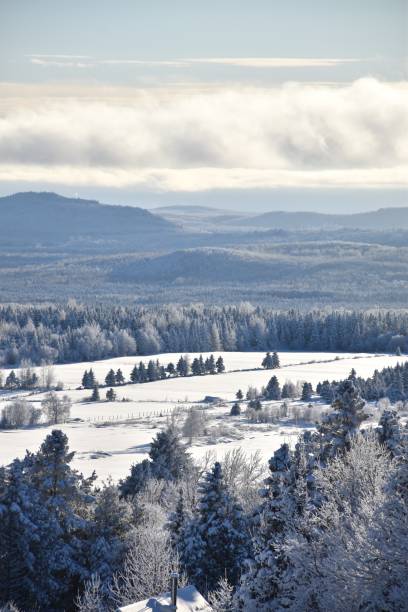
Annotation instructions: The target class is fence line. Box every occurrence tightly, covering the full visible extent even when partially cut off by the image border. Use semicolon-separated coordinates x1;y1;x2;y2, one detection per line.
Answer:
85;406;181;424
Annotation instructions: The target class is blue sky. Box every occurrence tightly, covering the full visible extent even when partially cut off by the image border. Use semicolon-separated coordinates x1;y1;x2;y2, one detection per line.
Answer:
0;1;407;211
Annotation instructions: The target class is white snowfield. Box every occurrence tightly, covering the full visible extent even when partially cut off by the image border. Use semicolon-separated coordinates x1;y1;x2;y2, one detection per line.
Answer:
0;351;405;481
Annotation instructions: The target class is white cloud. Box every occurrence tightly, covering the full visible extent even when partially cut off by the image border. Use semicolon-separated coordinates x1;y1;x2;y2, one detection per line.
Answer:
27;55;360;70
0;78;407;191
188;57;360;68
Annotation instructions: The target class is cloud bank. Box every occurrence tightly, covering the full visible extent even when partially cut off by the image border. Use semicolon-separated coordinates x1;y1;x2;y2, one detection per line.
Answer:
0;78;407;191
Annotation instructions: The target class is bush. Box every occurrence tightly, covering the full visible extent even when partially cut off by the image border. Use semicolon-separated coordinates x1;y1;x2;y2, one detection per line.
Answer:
230;402;241;416
0;399;42;429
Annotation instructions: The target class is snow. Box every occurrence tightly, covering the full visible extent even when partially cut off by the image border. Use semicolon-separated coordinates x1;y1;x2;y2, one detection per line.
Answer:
1;351;406;481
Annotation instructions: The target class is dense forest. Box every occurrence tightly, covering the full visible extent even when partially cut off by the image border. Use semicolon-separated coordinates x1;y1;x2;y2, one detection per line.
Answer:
0;302;407;367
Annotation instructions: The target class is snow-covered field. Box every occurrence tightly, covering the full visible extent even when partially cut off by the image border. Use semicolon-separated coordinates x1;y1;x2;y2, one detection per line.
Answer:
0;351;406;481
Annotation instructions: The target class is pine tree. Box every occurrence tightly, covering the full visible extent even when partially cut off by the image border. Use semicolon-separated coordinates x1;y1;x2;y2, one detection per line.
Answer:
149;425;193;481
262;352;274;369
265;375;281;400
138;362;147;383
0;460;39;609
282;381;296;399
91;384;100;402
115;369;125;385
28;430;95;609
230;402;241;416
88;483;132;591
167;488;187;550
235;444;295;610
301;382;312;402
216;356;225;374
318;379;369;461
82;370;90;389
130;364;139;383
166;362;176;377
88;369;95;388
191;358;202;376
176;356;189;377
106;388;116;402
5;371;19;390
272;352;280;369
180;462;248;591
236;389;244;400
105;369;116;387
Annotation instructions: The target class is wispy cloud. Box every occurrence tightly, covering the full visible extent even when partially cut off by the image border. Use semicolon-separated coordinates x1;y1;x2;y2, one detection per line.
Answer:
27;55;360;70
188;57;361;68
1;79;407;191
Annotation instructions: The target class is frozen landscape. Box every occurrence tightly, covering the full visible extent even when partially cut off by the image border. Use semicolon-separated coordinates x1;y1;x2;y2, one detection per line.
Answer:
1;350;405;480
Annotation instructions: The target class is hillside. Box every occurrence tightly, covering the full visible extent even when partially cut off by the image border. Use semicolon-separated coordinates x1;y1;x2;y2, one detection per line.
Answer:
0;191;177;249
229;207;408;231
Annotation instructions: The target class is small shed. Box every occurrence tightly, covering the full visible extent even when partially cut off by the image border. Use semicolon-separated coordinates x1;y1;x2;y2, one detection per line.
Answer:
118;584;212;612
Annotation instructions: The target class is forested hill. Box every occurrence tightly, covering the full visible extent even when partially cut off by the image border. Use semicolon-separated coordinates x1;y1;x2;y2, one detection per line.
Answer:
0;192;177;249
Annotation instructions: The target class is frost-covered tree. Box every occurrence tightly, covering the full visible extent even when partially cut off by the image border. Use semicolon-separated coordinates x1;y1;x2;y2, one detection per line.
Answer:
87;482;133;592
261;352;273;369
265;375;281;400
318;379;369;461
180;462;248;592
235;444;295;610
208;578;234;612
149;425;193;481
41;391;71;424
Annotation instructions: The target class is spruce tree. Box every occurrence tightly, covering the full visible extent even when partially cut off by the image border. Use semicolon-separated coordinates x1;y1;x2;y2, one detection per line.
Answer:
301;382;312;402
318;380;369;461
216;356;225;374
130;364;139;383
115;369;125;385
235;444;295;610
236;389;244;400
105;369;116;387
265;375;281;400
149;425;193;481
91;384;100;402
166;362;176;377
180;462;248;591
262;352;274;369
272;351;280;369
230;402;241;416
82;370;90;389
167;488;188;550
191;357;202;376
106;388;116;402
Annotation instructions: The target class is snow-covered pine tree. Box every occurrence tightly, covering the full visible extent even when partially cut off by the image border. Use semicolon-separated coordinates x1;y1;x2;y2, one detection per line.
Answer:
265;375;281;400
235;444;295;611
180;462;248;592
261;352;273;369
318;379;369;461
148;424;193;481
272;352;280;369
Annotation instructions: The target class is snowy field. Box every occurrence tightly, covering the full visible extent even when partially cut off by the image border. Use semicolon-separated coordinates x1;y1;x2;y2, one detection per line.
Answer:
0;351;406;481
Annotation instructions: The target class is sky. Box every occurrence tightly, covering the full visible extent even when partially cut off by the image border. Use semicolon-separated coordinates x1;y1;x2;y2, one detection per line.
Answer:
0;0;407;212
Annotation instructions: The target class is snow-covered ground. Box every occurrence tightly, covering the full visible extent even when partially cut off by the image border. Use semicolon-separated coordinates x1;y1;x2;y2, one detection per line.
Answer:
0;351;406;481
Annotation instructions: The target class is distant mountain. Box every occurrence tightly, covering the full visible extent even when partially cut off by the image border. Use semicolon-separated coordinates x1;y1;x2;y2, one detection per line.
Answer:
229;207;408;231
0;192;177;249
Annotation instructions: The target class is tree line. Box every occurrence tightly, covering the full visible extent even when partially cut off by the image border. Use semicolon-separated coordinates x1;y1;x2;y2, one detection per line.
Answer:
317;361;408;404
1;302;408;367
